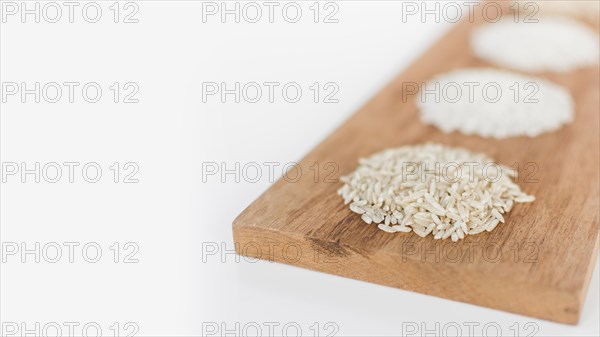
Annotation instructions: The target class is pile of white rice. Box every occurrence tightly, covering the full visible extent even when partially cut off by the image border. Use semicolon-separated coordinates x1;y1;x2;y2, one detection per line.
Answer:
417;68;574;138
338;143;535;241
471;16;599;73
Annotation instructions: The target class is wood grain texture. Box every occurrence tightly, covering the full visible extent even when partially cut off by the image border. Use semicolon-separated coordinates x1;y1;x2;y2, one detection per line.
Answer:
233;9;600;324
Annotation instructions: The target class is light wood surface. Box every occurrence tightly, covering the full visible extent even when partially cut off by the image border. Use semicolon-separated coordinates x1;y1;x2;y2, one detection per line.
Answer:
233;9;600;324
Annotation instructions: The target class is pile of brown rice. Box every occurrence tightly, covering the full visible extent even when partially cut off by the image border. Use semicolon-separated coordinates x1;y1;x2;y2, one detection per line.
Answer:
337;143;534;241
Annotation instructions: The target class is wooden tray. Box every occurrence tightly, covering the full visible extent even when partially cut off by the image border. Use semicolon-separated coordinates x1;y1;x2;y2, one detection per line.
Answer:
233;9;600;324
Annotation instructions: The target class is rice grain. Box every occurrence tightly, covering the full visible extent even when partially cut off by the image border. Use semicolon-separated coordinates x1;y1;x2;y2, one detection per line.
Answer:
338;143;535;241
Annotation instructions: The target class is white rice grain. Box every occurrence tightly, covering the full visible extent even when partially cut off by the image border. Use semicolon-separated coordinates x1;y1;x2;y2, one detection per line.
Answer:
417;68;574;139
472;16;599;73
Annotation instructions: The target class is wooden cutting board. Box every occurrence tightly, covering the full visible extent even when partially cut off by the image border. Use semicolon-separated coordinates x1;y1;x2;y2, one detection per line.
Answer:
233;8;600;324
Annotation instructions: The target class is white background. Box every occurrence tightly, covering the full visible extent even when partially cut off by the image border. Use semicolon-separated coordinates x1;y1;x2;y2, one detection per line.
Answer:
1;1;598;336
